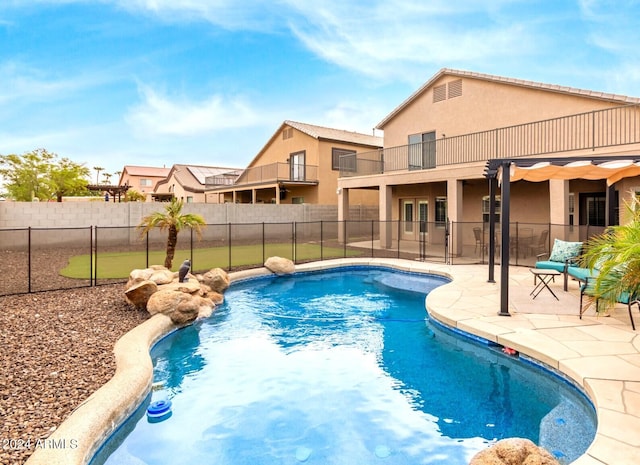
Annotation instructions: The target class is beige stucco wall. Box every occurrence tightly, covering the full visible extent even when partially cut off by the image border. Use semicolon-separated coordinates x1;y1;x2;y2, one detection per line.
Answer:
381;75;623;147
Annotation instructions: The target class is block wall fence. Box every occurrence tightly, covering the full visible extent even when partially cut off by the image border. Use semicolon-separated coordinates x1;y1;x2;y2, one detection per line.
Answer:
0;202;379;229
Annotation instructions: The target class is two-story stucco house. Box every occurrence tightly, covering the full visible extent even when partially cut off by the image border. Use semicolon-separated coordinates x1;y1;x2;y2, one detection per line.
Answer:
337;68;640;259
205;120;382;205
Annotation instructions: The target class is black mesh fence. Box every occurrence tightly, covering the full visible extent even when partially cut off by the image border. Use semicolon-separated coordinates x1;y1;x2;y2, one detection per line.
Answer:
0;220;605;296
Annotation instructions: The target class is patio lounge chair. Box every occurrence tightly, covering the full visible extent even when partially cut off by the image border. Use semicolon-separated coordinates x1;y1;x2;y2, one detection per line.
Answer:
535;238;582;291
579;276;640;330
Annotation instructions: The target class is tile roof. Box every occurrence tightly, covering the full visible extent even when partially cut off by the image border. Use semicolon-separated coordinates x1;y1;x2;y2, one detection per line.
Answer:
284;120;383;147
377;68;640;128
122;165;171;177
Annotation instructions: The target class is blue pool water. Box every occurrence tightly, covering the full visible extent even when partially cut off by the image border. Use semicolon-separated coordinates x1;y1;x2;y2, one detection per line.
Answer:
91;267;596;465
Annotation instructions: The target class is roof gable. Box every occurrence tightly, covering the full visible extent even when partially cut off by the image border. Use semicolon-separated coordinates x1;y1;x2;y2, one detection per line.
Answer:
247;120;383;167
377;68;640;129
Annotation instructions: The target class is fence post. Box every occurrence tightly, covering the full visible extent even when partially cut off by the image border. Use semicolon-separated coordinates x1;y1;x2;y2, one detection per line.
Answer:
320;220;324;261
262;222;265;265
145;230;149;268
228;223;232;271
292;222;296;263
371;220;374;258
190;227;194;270
343;221;347;258
28;226;32;293
91;226;95;286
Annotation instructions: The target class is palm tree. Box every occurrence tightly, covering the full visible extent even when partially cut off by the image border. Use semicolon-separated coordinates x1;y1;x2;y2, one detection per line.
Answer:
93;166;104;184
138;198;206;269
580;195;640;312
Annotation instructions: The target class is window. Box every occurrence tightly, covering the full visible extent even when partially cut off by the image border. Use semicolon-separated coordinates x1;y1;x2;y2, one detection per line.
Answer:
403;200;414;233
332;148;356;171
435;197;447;227
408;131;436;170
482;195;501;224
569;193;575;227
418;200;428;235
140;178;152;187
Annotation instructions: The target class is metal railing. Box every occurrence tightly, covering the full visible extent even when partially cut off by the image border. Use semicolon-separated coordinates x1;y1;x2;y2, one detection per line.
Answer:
207;162;319;188
0;221;607;297
340;103;640;177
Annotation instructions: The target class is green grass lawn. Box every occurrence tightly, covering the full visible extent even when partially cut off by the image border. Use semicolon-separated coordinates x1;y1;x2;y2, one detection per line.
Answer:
60;243;363;279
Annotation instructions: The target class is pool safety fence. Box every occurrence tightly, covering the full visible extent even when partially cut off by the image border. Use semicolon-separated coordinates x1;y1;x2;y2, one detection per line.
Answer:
0;220;604;296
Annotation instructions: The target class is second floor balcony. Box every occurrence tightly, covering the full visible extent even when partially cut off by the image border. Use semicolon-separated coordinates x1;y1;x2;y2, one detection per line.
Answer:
206;162;318;189
340;103;640;177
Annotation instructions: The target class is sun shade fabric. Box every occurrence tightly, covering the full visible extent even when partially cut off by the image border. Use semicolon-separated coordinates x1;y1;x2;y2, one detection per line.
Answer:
497;159;640;186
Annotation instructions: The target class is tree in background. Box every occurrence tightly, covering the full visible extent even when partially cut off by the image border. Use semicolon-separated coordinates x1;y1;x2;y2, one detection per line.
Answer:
93;166;104;184
137;198;206;269
49;157;91;202
0;148;90;202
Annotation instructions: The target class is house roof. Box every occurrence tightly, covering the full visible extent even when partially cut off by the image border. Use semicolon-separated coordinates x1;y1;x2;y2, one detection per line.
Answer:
118;165;171;186
247;120;383;168
377;68;640;129
155;164;242;193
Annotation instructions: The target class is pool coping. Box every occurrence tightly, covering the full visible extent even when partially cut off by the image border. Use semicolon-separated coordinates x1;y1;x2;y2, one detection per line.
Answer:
24;258;640;465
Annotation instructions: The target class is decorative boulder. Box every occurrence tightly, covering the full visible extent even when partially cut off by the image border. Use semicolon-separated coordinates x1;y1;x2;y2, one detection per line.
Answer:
198;268;230;293
148;268;175;285
124;265;231;326
469;438;560;465
124;280;158;309
264;256;295;275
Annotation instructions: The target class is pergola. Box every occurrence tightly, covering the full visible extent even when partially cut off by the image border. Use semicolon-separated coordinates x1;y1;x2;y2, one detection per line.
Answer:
484;155;640;316
86;184;130;202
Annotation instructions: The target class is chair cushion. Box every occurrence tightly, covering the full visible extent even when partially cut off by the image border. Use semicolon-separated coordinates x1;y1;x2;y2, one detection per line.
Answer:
567;266;598;282
535;260;566;272
548;239;583;263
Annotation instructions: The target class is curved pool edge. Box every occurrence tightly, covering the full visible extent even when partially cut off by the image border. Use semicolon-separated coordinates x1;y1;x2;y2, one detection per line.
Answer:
24;258;640;465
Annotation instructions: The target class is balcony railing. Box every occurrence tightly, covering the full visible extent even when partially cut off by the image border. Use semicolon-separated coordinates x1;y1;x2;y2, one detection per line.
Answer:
340;103;640;177
206;163;318;188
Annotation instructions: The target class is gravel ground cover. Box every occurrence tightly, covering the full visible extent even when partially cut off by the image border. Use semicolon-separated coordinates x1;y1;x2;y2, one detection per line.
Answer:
0;284;149;465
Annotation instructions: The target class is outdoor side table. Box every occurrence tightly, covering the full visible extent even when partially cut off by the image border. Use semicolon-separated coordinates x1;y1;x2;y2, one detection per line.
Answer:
530;269;561;300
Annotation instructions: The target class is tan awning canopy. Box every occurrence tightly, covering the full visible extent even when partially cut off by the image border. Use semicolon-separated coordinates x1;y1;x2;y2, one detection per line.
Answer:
486;155;640;186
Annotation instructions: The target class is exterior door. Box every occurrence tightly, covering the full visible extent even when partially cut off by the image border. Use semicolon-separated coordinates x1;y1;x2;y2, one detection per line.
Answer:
402;200;414;236
418;200;428;238
290;151;305;181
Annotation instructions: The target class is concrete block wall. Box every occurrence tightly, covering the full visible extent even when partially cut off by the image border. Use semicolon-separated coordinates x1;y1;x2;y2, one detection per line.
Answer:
0;202;379;229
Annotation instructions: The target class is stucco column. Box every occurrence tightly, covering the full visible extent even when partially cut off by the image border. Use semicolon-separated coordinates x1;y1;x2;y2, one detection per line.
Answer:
379;184;393;248
549;179;569;239
251;189;256;204
447;178;463;256
337;187;349;243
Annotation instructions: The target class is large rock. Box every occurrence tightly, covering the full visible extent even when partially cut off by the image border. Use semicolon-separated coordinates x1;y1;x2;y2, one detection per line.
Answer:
124;280;158;309
469;438;560;465
264;256;295;275
124;265;229;325
198;268;230;293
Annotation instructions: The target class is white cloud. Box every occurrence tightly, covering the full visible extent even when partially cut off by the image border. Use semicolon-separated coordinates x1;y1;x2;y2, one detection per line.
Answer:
126;85;262;136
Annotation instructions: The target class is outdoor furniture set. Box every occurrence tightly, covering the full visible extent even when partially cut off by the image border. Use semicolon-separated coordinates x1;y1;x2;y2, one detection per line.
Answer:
534;238;640;330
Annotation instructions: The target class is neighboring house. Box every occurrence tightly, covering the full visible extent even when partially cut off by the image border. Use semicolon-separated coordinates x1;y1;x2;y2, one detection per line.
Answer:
118;165;171;201
154;164;241;203
336;68;640;255
204;120;383;205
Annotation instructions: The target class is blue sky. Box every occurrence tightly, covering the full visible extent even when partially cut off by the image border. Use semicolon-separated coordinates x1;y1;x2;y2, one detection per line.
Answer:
1;0;640;183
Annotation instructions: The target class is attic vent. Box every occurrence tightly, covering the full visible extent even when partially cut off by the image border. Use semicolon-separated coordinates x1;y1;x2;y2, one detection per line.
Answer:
283;127;293;140
448;79;462;98
433;84;446;103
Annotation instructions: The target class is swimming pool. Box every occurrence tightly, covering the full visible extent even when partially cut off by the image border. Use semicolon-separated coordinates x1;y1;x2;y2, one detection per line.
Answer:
90;267;596;464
